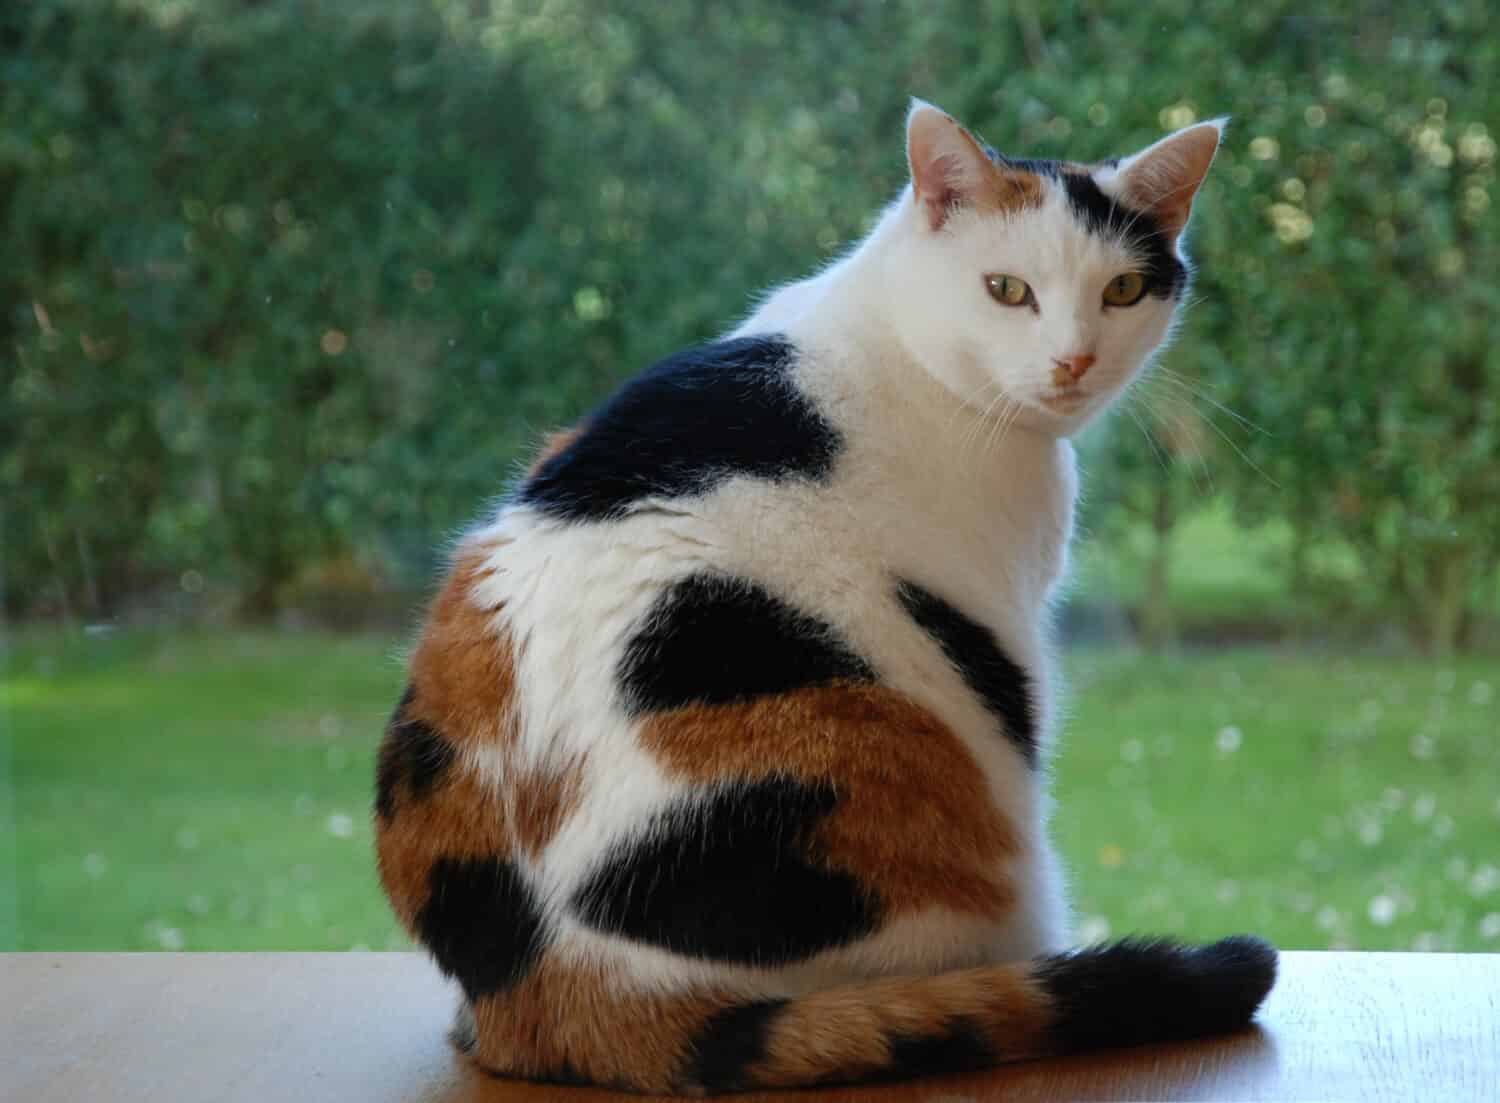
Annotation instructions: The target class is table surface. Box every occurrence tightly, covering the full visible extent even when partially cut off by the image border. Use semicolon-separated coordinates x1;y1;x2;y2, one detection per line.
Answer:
4;951;1498;1102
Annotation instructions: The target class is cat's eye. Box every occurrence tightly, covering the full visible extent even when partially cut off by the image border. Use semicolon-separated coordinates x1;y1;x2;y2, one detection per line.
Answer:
985;274;1033;308
1102;271;1147;307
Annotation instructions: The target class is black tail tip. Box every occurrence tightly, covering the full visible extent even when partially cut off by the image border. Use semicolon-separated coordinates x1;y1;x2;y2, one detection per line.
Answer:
1037;933;1278;1052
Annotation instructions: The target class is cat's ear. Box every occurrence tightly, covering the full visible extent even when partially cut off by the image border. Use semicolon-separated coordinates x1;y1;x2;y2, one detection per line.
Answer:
1112;119;1226;239
905;99;1037;231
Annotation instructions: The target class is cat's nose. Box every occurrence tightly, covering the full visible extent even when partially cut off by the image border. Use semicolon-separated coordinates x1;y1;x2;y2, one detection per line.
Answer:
1052;353;1096;383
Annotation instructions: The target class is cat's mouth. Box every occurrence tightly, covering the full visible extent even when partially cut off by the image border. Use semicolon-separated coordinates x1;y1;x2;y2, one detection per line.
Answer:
1040;388;1090;414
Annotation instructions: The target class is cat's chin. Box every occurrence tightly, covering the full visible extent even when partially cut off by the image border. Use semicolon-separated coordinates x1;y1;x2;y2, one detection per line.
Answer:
993;393;1103;437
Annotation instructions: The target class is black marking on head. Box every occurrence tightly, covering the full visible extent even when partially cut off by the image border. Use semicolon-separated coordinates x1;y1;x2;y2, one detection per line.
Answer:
1035;935;1278;1052
896;580;1037;766
619;572;875;713
992;154;1064;178
571;778;878;965
416;857;546;1000
1055;173;1185;298
521;335;841;522
690;998;790;1093
885;1016;997;1080
985;153;1184;298
374;685;455;821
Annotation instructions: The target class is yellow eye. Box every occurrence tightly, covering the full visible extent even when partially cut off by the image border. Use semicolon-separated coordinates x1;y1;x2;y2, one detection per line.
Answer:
985;274;1033;308
1102;272;1147;307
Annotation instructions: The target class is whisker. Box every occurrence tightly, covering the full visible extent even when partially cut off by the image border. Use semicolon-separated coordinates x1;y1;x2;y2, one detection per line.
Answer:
1152;369;1269;435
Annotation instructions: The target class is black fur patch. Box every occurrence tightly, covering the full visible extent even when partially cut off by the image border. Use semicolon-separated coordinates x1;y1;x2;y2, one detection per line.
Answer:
374;686;455;820
416;857;546;1000
689;998;790;1093
1035;935;1278;1052
521;335;841;522
618;572;875;713
1055;173;1185;298
986;155;1184;299
885;1016;996;1079
571;778;877;965
896;580;1037;765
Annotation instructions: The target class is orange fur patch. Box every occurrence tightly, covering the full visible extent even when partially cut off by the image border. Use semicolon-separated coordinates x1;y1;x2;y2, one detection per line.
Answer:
405;547;518;747
376;542;567;929
640;683;1017;919
510;760;586;859
752;966;1052;1087
375;764;509;932
980;167;1045;214
468;956;732;1092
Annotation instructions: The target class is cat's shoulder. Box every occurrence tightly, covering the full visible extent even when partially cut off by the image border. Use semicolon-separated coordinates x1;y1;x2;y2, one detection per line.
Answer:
518;333;842;522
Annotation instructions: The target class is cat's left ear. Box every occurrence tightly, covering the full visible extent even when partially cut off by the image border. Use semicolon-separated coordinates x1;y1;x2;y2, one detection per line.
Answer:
906;99;1038;231
1111;119;1226;240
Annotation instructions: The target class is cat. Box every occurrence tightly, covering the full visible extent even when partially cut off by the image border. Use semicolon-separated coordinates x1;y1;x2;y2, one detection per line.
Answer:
374;98;1276;1094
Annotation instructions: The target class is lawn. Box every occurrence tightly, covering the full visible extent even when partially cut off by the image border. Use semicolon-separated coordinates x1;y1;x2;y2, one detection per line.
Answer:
3;628;1497;953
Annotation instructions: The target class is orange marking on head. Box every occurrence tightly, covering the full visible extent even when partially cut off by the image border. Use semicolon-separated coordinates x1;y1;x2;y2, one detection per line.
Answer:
980;168;1045;214
640;683;1017;919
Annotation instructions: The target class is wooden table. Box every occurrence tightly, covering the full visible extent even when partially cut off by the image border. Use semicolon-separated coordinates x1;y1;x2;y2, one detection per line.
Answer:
4;952;1497;1101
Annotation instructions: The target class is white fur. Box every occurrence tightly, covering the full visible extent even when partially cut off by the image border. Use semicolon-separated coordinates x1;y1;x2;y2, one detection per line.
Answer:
454;106;1214;998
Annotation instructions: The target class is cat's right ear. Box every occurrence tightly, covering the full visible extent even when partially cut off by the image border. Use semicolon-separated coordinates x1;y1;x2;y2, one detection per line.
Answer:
906;100;1036;231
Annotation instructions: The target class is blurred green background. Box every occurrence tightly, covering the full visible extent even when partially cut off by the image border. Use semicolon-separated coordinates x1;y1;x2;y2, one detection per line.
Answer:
3;0;1497;954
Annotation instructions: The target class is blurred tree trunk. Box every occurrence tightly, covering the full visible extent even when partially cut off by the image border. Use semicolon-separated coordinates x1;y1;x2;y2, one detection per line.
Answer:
1138;478;1177;651
1422;546;1475;658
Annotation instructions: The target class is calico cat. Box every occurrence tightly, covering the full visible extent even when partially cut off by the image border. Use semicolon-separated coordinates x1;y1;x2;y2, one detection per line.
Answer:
374;99;1276;1093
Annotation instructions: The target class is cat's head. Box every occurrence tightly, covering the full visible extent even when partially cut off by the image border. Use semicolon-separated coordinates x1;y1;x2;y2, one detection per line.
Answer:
882;99;1223;435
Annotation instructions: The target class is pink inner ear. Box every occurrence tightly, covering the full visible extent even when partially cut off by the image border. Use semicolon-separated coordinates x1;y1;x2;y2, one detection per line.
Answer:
1119;126;1221;237
918;152;966;228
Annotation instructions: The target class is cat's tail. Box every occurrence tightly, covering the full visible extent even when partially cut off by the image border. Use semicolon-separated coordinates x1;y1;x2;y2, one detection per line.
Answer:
456;934;1276;1094
681;935;1276;1093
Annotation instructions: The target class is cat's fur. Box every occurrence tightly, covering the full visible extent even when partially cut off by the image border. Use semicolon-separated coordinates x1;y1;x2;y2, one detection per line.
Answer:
375;100;1276;1093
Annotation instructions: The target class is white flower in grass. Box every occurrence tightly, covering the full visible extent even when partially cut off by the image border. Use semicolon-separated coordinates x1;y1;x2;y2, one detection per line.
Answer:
325;813;354;839
1469;865;1499;897
145;920;184;951
1215;726;1242;754
1479;914;1500;940
1367;895;1397;926
1077;915;1111;944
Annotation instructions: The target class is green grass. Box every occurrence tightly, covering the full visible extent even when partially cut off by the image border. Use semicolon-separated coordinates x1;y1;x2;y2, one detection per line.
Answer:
4;629;1498;952
2;629;408;951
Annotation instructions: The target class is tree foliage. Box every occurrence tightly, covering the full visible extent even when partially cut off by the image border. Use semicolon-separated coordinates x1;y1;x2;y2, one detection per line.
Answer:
3;0;1495;647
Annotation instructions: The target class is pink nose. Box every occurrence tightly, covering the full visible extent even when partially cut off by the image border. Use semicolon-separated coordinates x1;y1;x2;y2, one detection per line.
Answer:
1053;353;1096;383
